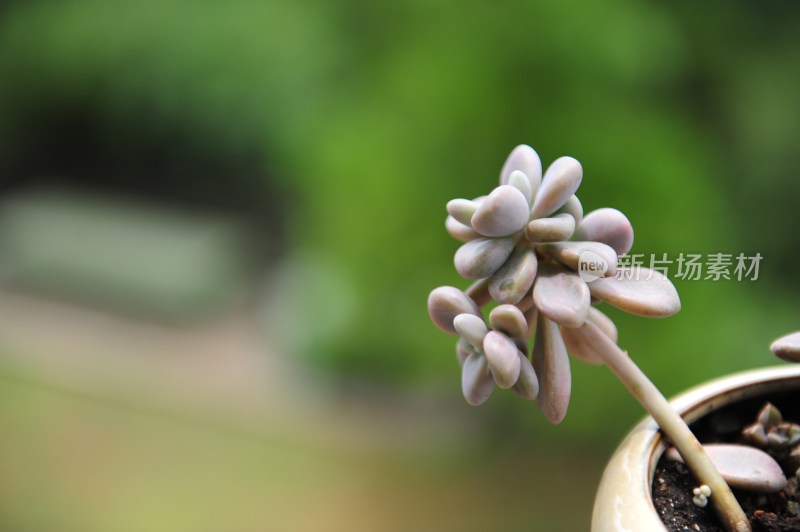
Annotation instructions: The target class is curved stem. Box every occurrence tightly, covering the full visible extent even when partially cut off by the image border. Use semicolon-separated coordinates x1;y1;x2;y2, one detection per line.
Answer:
580;321;751;532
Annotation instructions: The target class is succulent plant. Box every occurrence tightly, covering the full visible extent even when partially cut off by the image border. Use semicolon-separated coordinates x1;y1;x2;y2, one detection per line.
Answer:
430;144;678;421
743;403;800;472
756;334;800;488
428;145;752;531
760;333;800;475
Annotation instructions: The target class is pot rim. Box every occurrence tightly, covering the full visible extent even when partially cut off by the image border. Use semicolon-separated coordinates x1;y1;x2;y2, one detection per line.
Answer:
591;364;800;532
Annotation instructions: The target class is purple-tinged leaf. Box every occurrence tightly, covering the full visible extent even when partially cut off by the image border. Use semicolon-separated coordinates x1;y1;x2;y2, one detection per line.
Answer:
455;236;516;279
555;195;583;227
532;314;571;424
574;208;634;256
489;246;537;304
512;351;539;400
500;144;542;196
428;286;482;334
483;331;521;389
489;304;528;341
588;267;681;317
507;170;533;205
531;156;582;218
453;313;488;349
462;352;494;406
471;185;530;237
446;198;479;227
445;215;480;242
532;263;590;328
525;213;576;243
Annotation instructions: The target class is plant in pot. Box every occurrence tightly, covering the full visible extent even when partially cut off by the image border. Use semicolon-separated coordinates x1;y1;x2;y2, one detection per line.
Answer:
427;145;800;532
595;338;800;532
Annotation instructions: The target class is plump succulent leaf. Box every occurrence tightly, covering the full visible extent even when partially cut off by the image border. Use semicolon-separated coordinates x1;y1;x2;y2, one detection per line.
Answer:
462;352;494;406
446;198;480;227
588;267;681;317
500;144;542;197
525;213;576;242
512;351;539;400
764;422;800;449
770;331;800;362
756;402;783;430
532;263;590;328
428;286;482;334
483;331;522;389
445;215;480;242
782;423;800;447
489;304;528;341
456;337;475;367
531;156;582;218
488;245;537;304
453;313;488;349
507;170;533;205
555;195;583;227
574;208;634;256
666;444;788;493
741;423;768;448
454;236;517;279
471;185;530;237
532;314;571;424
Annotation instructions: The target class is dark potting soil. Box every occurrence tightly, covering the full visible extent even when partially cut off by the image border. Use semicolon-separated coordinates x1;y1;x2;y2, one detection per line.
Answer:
652;390;800;531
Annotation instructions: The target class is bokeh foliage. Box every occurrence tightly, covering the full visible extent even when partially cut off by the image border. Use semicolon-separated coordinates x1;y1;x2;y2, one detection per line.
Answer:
1;0;799;438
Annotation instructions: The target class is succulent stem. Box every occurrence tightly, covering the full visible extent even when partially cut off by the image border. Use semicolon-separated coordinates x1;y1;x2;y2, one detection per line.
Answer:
580;321;751;532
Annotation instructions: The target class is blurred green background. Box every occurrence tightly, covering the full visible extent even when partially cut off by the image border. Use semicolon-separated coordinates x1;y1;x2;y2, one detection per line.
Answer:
0;1;799;531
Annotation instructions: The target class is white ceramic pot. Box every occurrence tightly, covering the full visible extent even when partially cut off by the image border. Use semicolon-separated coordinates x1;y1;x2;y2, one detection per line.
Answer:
591;365;800;532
